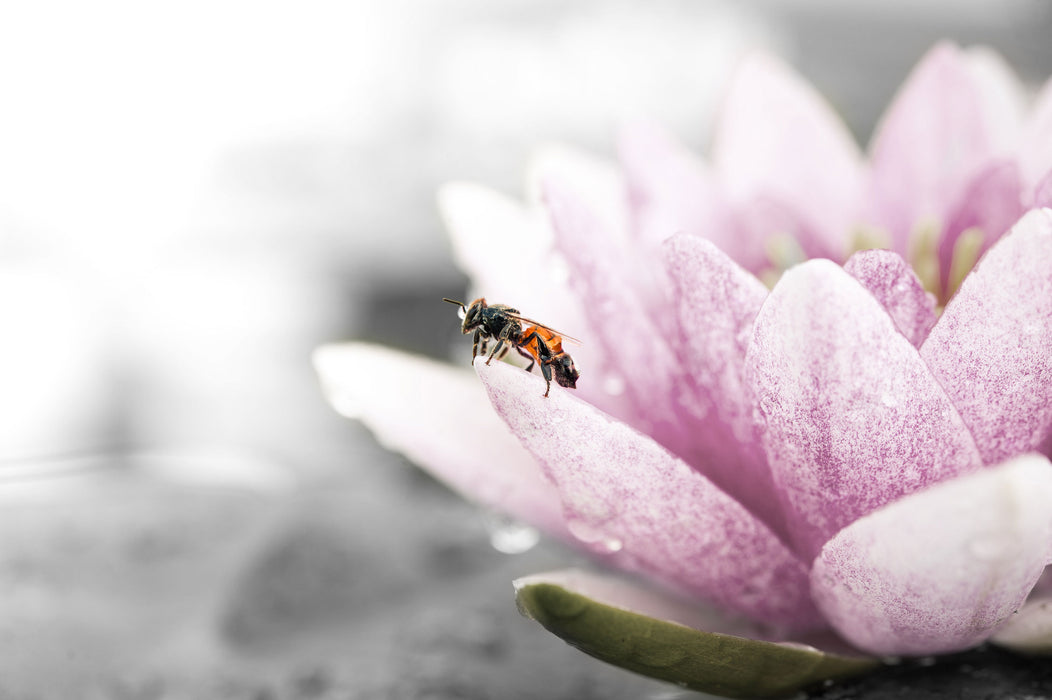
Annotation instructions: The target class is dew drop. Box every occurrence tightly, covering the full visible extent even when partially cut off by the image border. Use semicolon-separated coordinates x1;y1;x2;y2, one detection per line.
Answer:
484;512;540;554
329;394;364;420
548;256;572;285
566;518;622;553
603;374;626;396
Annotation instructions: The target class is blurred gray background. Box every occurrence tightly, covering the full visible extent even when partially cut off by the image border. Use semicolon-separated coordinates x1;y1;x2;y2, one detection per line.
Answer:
1;1;1051;697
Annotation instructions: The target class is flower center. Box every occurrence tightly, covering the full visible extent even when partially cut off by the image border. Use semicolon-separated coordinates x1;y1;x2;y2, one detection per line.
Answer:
906;219;986;307
758;220;989;308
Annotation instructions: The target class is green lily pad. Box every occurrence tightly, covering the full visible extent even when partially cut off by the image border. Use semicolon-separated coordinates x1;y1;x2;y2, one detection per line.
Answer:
515;573;879;699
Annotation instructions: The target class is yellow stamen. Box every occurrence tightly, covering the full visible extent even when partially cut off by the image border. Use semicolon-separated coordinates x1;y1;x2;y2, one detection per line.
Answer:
848;226;892;254
907;218;941;302
945;228;985;303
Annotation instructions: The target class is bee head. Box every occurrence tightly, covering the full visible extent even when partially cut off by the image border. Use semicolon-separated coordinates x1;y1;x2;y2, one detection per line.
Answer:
443;297;485;333
461;297;486;332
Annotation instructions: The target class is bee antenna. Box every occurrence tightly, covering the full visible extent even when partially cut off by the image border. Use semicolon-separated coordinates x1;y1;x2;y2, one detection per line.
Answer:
442;297;465;309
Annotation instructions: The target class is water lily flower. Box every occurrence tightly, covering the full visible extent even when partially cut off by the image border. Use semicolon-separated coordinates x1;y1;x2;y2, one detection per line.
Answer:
316;42;1052;696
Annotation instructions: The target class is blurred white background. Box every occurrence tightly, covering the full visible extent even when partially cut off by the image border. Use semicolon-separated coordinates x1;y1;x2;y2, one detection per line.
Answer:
1;0;1051;468
1;1;1051;696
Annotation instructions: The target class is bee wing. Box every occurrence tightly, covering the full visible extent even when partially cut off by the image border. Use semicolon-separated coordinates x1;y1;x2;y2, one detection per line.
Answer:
506;312;583;345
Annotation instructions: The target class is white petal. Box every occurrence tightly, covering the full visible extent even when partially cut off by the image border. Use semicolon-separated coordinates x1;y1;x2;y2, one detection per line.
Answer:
313;343;568;537
811;454;1052;656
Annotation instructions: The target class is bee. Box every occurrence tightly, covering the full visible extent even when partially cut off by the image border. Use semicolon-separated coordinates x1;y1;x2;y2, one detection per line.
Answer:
443;297;580;398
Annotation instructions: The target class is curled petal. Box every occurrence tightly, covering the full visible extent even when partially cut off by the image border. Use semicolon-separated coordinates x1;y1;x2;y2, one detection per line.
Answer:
811;454;1052;656
869;43;998;253
662;233;786;539
921;208;1052;463
844;249;937;348
313;343;568;538
476;359;823;631
744;259;983;560
711;51;863;258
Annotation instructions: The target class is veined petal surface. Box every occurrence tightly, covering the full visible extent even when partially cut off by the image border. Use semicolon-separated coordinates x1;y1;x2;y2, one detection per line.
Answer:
476;359;822;631
844;249;937;348
921;208;1052;463
811;454;1052;656
662;233;786;539
744;259;983;560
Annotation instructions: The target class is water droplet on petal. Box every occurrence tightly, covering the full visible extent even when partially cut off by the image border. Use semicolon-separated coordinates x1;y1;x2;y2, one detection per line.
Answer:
548;256;571;285
566;518;622;553
603;374;626;396
329;394;363;420
484;512;539;554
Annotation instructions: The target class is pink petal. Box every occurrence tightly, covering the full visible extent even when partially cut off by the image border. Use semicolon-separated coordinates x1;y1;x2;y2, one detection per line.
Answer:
1034;169;1052;208
617;122;750;267
920;208;1052;464
992;594;1052;655
936;160;1025;297
843;249;937;348
1020;76;1052;196
313;343;569;538
437;182;587;332
869;43;999;254
526;144;630;243
711;51;863;258
661;233;787;540
963;47;1026;156
811;454;1052;656
475;359;823;632
744;259;983;561
543;178;686;451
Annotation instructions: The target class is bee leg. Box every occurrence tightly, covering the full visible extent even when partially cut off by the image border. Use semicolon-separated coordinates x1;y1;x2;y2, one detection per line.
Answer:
540;360;553;398
485;339;505;365
514;345;535;372
497;345;512;361
472;329;485;362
